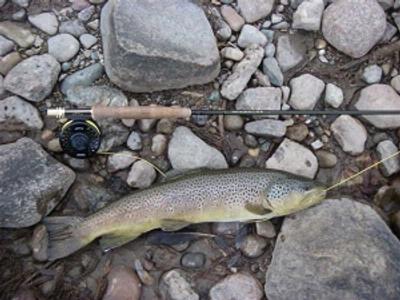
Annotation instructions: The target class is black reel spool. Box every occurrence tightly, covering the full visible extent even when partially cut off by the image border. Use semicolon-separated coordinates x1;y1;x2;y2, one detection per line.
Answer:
59;117;101;158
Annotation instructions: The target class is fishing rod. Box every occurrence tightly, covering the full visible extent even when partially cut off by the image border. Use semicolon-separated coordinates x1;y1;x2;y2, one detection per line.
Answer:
46;105;400;158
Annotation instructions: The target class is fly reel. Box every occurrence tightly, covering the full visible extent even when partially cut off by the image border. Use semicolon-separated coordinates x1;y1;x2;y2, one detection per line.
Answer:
59;117;101;158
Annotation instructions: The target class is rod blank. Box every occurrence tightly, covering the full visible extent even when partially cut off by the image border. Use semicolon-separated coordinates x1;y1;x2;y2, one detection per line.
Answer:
47;106;400;120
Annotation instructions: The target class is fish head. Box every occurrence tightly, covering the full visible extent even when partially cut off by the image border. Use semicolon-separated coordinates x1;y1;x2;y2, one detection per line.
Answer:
263;177;326;216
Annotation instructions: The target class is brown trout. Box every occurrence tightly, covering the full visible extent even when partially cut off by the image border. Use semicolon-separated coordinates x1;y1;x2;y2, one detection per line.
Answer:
45;169;326;260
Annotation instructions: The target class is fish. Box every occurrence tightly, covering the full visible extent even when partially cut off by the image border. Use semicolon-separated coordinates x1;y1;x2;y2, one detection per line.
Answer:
44;169;326;260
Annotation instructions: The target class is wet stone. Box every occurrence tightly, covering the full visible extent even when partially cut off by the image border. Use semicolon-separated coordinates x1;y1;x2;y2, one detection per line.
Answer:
181;252;206;268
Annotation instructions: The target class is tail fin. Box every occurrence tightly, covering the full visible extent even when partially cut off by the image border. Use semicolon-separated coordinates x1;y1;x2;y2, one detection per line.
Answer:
43;216;88;261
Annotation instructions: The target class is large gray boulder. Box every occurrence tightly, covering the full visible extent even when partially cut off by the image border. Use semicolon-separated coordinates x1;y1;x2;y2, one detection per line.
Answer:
265;198;400;299
0;138;75;228
322;0;386;58
101;0;220;93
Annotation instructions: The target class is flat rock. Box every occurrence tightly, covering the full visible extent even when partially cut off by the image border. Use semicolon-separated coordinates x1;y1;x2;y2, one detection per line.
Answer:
221;47;244;61
331;115;367;155
289;73;325;109
237;25;268;48
266;138;318;179
355;84;400;129
168;126;228;170
263;57;283;86
0;138;75;228
59;19;87;37
0;51;22;76
322;0;386;58
28;12;59;35
0;21;35;48
276;34;306;72
209;273;263;300
377;140;400;176
66;85;127;107
60;63;104;94
265;198;400;299
0;96;43;129
245;119;287;138
48;34;80;62
237;0;274;23
79;33;97;49
221;5;245;32
0;35;15;56
236;87;281;118
107;151;137;173
101;0;220;92
220;44;264;100
4;54;60;102
292;0;324;31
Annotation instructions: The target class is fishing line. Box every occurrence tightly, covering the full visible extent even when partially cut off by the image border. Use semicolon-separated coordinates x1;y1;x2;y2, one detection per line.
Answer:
321;150;400;195
98;151;167;177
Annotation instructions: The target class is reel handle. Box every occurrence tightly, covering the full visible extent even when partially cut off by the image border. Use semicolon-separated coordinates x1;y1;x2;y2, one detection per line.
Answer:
92;105;192;120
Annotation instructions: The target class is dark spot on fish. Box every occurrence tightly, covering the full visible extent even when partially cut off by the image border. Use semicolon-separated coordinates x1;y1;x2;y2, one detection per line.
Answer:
305;160;312;167
280;234;286;242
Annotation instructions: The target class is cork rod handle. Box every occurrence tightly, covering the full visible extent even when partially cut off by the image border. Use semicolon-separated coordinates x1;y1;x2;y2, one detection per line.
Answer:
92;105;192;120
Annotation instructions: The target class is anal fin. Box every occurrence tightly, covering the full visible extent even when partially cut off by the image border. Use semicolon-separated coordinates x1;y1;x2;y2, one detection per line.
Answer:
99;231;140;252
160;219;190;231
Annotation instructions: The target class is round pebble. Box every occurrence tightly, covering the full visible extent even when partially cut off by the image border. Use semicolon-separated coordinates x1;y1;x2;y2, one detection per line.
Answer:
181;252;206;268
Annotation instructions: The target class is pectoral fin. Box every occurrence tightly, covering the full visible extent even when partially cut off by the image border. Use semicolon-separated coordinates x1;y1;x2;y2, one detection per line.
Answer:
245;203;272;216
160;219;190;231
99;232;140;252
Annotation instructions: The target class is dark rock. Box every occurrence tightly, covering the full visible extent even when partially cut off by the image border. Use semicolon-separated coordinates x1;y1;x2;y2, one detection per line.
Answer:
101;0;220;92
0;138;75;228
265;198;400;299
